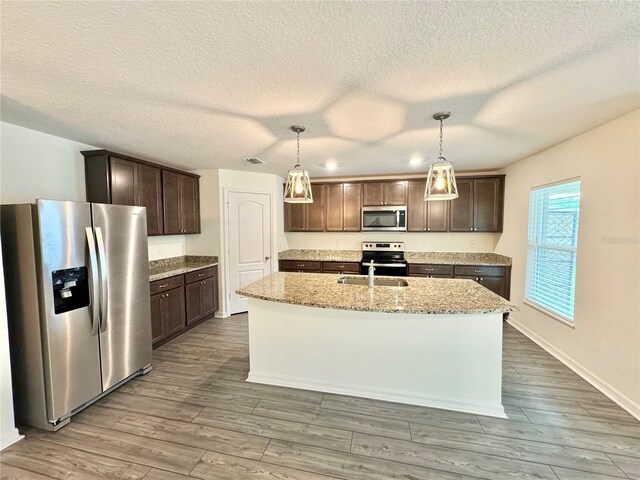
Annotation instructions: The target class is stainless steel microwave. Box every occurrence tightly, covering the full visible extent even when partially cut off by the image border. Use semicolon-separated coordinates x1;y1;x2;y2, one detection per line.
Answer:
362;206;407;231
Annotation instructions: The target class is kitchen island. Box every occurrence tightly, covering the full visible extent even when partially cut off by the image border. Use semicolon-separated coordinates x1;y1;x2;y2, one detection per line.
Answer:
237;272;517;418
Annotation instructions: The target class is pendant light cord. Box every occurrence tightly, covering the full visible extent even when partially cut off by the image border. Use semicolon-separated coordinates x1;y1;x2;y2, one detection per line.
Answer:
296;130;301;166
438;118;444;159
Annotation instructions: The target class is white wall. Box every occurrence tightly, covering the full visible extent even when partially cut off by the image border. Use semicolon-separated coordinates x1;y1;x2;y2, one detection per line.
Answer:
495;109;640;417
187;169;284;317
0;237;23;450
286;231;499;252
0;122;187;261
1;122;90;203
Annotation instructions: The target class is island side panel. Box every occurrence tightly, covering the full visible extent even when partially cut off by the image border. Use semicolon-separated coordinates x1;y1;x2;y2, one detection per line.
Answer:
246;298;506;418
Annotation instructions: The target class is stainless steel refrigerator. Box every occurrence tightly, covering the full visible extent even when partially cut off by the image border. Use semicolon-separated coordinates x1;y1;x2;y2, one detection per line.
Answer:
1;199;152;431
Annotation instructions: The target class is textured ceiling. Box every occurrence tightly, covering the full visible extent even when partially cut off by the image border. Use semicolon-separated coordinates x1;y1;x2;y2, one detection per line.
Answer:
1;1;638;177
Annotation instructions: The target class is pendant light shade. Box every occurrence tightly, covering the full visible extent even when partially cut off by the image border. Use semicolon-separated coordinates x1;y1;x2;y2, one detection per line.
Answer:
284;125;313;203
424;112;459;201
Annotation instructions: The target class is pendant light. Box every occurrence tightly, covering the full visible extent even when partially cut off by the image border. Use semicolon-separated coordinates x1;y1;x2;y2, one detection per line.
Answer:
424;112;459;201
284;125;313;203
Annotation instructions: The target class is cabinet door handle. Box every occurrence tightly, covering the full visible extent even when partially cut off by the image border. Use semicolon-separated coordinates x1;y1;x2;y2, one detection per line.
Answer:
198;273;205;277
158;284;169;288
265;256;271;261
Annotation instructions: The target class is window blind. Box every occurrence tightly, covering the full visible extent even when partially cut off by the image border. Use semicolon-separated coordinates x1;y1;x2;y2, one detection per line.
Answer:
525;179;581;321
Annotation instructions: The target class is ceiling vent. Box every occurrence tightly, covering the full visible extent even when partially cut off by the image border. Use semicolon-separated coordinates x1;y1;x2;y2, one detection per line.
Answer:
245;158;265;165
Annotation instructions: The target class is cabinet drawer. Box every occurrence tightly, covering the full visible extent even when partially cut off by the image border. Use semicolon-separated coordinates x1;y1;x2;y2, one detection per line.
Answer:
454;265;505;277
150;275;184;295
408;264;453;276
185;266;216;284
322;262;360;273
280;260;322;272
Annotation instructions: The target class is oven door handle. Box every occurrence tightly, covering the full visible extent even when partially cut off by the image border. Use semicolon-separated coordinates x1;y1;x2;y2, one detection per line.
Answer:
361;262;406;268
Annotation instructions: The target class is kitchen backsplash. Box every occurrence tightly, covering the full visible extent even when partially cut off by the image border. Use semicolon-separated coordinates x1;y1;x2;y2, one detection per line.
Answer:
284;232;500;253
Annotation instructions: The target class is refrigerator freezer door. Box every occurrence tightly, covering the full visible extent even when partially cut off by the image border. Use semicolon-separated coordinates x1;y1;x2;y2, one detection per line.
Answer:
35;200;102;423
92;203;152;391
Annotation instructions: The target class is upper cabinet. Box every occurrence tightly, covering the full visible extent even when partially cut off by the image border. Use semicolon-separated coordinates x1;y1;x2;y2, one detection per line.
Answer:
362;181;407;206
82;150;199;236
285;184;326;232
325;183;362;232
449;176;504;232
407;180;448;232
162;171;200;234
284;175;504;233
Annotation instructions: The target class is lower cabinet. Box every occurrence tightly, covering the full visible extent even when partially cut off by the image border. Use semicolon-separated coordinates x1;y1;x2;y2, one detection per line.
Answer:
149;265;218;348
185;267;218;326
279;260;360;274
409;263;511;299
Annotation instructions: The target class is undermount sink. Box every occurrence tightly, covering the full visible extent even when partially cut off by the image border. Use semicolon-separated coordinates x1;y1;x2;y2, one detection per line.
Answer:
337;276;409;287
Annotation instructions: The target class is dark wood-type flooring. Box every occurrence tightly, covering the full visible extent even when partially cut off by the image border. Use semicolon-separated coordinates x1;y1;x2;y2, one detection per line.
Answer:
1;314;639;480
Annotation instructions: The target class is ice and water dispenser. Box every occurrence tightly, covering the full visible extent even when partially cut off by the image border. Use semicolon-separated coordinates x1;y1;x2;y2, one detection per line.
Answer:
51;267;90;314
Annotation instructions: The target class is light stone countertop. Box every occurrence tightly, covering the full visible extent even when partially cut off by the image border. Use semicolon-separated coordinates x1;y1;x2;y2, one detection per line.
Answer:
404;252;512;266
237;272;517;315
149;255;218;282
278;249;511;266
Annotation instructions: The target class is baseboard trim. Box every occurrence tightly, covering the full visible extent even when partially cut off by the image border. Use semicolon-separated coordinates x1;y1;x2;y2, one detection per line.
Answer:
0;428;23;451
507;317;640;421
247;371;507;419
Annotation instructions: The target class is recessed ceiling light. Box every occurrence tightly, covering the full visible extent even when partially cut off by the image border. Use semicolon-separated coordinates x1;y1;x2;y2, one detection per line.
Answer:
326;160;338;171
409;156;423;166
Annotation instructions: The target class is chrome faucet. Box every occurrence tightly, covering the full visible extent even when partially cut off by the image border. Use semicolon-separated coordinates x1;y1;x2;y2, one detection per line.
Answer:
368;260;376;288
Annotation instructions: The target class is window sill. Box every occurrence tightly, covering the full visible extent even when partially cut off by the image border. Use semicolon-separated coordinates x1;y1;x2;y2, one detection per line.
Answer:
523;298;575;329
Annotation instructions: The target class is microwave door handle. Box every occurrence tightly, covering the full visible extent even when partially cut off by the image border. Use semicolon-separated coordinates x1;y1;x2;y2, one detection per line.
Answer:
85;227;100;336
95;227;109;333
396;210;400;226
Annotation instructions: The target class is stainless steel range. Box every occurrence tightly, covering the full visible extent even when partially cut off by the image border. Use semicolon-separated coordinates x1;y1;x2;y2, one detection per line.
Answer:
360;241;408;277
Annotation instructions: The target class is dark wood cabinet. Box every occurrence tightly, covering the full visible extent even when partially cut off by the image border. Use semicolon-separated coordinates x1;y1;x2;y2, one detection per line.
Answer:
408;264;453;277
453;265;511;299
163;171;200;235
163;287;186;336
83;149;199;237
449;176;504;232
408;263;510;299
149;293;163;344
363;181;406;206
321;261;360;274
279;260;322;272
279;260;359;274
150;266;218;348
326;183;362;232
474;177;503;232
150;285;186;347
407;180;448;232
285;185;325;232
449;178;475;232
283;176;503;234
137;164;163;235
185;268;218;326
110;157;138;206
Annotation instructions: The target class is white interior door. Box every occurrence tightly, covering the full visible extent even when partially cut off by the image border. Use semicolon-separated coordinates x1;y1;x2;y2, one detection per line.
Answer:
227;191;272;314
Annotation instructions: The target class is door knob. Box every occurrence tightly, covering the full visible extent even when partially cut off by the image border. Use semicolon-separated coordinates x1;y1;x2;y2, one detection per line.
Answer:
265;256;271;261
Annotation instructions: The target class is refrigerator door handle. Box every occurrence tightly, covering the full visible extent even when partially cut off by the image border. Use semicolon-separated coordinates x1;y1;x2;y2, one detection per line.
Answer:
85;227;100;336
95;227;109;333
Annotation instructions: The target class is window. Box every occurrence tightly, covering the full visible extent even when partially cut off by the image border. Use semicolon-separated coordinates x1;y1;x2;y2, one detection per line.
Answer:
525;179;581;323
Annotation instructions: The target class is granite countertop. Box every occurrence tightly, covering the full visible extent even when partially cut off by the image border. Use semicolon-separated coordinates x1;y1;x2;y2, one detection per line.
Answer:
237;272;517;315
404;252;512;266
278;249;511;266
149;255;218;282
278;249;362;262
